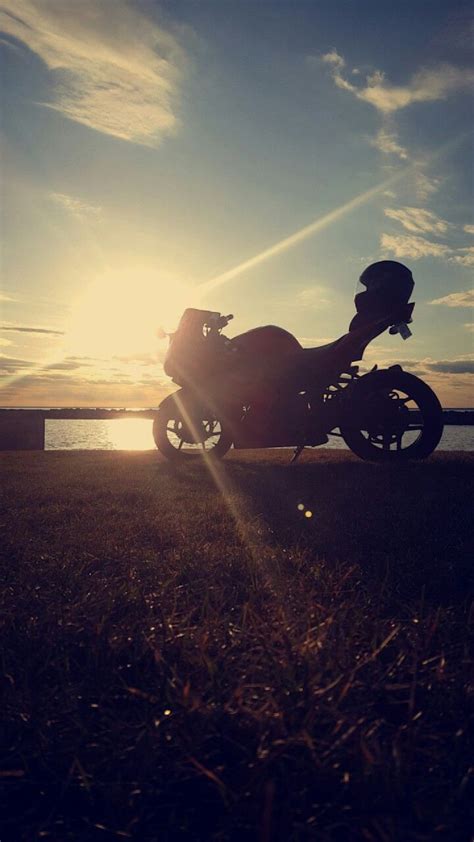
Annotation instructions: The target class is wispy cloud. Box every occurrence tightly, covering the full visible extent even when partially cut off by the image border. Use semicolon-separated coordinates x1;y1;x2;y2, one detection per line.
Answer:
372;355;474;377
371;129;408;160
358;66;474;114
463;225;474;235
50;192;101;218
427;357;474;375
382;232;474;265
295;287;331;308
414;171;441;201
1;324;64;335
321;51;474;114
319;50;467;206
0;0;186;146
430;291;474;308
369;131;442;199
451;248;474;268
384;207;450;235
44;358;93;371
381;233;451;260
0;292;15;303
0;354;34;373
320;49;346;72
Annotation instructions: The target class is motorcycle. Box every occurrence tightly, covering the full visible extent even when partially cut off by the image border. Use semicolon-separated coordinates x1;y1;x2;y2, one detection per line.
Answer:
153;261;443;462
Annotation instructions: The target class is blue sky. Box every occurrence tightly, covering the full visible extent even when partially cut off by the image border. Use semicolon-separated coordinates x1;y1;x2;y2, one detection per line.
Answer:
1;0;473;406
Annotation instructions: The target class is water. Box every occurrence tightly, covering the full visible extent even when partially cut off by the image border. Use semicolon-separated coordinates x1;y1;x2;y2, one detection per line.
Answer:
45;419;474;451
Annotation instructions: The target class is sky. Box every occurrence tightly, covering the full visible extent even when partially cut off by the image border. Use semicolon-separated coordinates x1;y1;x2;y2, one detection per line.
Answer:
1;0;473;407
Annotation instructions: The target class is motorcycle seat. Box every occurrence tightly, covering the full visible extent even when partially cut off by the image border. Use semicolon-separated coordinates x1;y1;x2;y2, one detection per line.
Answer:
300;337;345;362
278;334;363;387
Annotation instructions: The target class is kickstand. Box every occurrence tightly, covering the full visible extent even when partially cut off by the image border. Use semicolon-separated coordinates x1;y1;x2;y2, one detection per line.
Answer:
290;445;305;464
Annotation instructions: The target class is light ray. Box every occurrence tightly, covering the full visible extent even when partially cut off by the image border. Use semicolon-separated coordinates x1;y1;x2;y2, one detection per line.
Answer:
169;391;282;592
198;133;470;296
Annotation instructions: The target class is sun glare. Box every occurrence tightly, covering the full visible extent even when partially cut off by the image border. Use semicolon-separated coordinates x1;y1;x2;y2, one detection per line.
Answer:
65;267;194;358
108;418;154;450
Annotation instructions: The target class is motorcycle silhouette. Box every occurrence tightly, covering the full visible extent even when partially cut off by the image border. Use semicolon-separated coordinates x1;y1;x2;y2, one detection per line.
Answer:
154;261;443;462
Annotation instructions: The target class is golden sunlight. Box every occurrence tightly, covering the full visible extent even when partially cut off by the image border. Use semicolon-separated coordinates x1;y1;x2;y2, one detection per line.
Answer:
65;266;194;358
107;418;154;450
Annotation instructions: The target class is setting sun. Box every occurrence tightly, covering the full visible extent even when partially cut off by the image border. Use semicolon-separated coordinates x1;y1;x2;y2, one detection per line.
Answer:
65;267;193;358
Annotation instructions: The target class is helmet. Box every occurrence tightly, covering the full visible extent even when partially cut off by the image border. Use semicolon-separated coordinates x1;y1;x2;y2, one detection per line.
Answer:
350;260;415;331
359;261;414;300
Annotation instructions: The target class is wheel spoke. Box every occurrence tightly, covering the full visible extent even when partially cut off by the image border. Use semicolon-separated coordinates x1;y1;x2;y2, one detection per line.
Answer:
341;379;442;461
157;410;227;459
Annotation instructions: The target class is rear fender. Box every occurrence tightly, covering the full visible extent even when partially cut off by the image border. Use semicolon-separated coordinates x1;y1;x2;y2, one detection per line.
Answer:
352;365;404;394
342;366;405;424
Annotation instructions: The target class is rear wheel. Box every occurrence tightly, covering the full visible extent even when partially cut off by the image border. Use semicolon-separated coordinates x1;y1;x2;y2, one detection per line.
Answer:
340;371;443;461
153;393;232;461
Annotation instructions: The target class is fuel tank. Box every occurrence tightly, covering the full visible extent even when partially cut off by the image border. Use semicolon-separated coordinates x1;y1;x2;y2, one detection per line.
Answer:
231;325;302;359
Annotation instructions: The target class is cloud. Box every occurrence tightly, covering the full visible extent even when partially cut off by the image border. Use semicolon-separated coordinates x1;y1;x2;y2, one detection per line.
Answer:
464;225;474;235
320;49;346;71
295;287;331;308
113;351;163;365
358;65;474;114
384;207;450;235
375;356;474;376
0;0;186;146
464;323;474;332
381;233;451;260
381;211;474;264
0;354;34;373
0;292;15;302
44;359;88;371
414;171;442;201
426;358;474;375
50;192;101;218
450;247;474;268
368;134;441;201
321;51;474;114
430;290;474;308
371;129;409;160
1;324;64;335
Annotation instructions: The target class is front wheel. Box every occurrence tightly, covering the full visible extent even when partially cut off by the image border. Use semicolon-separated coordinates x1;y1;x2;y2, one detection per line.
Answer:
153;391;232;461
340;370;443;461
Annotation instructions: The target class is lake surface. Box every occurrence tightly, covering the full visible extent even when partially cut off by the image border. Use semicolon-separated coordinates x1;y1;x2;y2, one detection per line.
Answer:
45;419;474;451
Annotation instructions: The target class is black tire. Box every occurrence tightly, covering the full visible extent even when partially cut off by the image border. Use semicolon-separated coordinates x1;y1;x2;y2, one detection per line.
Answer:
153;391;232;461
340;370;443;461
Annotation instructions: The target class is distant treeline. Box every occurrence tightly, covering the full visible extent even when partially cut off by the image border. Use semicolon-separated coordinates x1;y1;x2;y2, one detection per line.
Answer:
0;408;158;420
1;408;473;424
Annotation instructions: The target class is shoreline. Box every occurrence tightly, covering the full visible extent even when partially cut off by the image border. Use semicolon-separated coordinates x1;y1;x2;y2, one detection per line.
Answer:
1;407;474;424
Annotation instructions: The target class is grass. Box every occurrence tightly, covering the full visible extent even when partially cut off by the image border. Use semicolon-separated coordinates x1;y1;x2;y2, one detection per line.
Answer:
1;449;473;841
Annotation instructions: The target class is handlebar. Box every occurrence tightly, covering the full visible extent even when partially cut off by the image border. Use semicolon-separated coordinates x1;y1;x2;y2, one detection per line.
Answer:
219;313;233;328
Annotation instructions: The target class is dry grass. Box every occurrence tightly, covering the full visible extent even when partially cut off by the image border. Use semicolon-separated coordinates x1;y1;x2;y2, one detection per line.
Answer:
1;450;473;841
